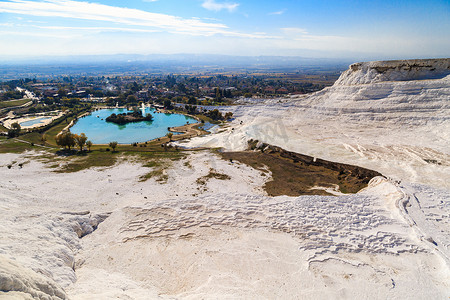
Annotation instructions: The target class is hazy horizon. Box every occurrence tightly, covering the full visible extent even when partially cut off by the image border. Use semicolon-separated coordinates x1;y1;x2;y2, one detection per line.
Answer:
0;53;353;80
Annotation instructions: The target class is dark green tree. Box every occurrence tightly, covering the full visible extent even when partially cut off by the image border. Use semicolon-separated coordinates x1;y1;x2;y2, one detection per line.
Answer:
126;95;137;105
163;99;173;109
109;141;118;152
86;140;93;151
7;122;21;138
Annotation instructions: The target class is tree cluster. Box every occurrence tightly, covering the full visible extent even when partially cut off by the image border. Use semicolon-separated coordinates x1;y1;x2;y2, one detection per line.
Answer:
204;109;233;121
184;104;197;114
56;131;90;151
105;111;153;125
7;122;21;138
55;131;76;150
0;89;25;101
163;99;173;109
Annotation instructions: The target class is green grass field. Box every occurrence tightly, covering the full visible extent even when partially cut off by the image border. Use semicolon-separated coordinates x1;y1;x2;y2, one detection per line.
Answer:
0;99;31;109
0;132;189;176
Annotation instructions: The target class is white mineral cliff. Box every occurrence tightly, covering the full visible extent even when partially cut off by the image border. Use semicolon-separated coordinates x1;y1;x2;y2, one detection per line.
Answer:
335;58;450;85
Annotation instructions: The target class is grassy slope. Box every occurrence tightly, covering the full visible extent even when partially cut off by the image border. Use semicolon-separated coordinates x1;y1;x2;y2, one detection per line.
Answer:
0;136;36;153
0;99;31;109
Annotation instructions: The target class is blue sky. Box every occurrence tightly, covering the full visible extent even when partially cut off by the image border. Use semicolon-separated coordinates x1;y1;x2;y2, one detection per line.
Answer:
0;0;449;60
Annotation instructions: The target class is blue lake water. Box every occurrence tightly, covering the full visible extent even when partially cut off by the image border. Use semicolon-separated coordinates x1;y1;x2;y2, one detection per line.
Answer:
70;108;197;144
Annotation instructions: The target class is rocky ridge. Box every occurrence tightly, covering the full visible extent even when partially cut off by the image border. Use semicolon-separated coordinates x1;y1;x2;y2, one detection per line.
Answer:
334;58;450;85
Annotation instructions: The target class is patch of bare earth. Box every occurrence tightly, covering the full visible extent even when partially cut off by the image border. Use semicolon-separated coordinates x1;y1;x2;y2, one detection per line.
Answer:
220;141;382;196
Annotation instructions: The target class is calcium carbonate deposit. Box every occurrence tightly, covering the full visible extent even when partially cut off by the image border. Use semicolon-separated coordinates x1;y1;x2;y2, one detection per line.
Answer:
1;58;449;299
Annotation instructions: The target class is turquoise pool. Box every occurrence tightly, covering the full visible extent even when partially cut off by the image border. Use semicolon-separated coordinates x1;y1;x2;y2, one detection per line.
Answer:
20;116;53;127
70;108;197;144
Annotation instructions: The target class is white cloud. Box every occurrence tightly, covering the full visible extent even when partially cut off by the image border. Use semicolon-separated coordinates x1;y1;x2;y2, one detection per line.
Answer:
201;0;239;12
281;27;309;35
0;30;80;39
0;0;247;36
32;25;162;34
269;9;285;15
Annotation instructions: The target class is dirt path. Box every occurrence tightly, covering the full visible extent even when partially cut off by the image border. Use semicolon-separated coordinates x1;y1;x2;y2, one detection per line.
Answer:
10;138;57;150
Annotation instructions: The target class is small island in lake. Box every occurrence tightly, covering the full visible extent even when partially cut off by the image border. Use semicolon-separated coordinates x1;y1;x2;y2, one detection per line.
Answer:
105;111;153;125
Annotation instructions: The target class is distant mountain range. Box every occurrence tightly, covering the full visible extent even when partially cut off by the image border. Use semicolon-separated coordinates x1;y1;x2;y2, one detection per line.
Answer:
2;53;351;64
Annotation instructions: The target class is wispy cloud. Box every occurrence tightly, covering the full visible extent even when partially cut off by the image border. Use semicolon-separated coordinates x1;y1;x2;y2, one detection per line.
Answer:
277;27;353;53
201;0;239;12
281;27;308;35
0;29;80;39
31;25;162;34
281;27;350;44
269;9;285;15
0;0;249;36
